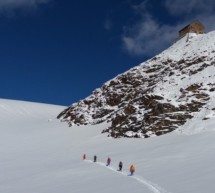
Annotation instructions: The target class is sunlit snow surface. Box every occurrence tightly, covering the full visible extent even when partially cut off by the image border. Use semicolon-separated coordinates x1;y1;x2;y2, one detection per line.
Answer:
0;98;215;193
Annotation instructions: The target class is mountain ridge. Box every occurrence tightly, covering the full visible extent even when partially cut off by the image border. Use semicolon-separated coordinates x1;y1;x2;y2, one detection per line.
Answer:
58;31;215;138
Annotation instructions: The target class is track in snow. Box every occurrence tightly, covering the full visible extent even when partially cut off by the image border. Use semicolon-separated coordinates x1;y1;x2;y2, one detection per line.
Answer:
85;160;171;193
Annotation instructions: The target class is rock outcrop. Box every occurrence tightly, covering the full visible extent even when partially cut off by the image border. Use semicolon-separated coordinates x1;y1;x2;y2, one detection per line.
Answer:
57;32;215;138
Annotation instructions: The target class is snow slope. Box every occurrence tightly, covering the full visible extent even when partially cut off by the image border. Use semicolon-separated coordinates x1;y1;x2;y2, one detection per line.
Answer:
57;31;215;138
0;99;215;193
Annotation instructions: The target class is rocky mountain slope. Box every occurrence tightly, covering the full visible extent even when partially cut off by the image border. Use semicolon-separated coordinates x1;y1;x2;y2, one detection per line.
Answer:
57;32;215;138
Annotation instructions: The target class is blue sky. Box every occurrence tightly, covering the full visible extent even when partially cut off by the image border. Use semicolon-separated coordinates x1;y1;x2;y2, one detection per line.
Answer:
0;0;215;106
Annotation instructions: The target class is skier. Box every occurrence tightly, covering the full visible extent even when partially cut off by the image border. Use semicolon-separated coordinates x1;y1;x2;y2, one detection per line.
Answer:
106;157;111;166
130;165;135;176
93;155;97;162
83;153;86;160
118;161;123;171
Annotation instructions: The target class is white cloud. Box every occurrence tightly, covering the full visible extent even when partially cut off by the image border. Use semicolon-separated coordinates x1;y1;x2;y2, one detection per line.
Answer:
165;0;215;31
0;0;50;13
123;15;178;56
165;0;215;16
122;0;215;57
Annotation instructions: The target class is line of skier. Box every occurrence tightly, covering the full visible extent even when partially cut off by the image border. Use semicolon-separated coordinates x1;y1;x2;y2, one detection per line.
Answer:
83;154;135;175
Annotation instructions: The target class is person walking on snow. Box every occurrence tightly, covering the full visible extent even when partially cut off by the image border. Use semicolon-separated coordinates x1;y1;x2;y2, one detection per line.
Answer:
93;155;97;162
130;165;135;176
83;153;86;160
118;161;123;171
106;157;111;166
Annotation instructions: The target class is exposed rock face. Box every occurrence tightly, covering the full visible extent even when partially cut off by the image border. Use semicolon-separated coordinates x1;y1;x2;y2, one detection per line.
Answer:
57;32;215;138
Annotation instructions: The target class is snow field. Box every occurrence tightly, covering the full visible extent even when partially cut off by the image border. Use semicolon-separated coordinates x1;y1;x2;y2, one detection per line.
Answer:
85;159;171;193
0;98;215;193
